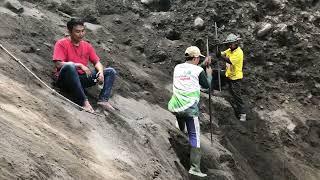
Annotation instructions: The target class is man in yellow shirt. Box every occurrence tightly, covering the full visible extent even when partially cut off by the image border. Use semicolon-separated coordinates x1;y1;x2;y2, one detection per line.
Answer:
216;33;246;121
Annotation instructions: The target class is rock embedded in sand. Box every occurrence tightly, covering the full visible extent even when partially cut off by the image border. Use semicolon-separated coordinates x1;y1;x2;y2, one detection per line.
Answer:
96;0;124;15
194;16;204;30
84;22;102;33
141;0;171;11
21;46;36;53
4;0;23;13
141;0;153;5
152;50;167;63
273;23;288;35
256;22;273;38
57;2;74;16
113;17;122;24
165;28;181;40
267;0;286;9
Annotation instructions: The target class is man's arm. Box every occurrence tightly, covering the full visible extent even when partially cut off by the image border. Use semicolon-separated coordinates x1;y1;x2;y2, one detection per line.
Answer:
199;67;213;89
221;54;233;64
199;56;212;68
54;60;64;69
94;61;104;83
54;60;91;75
54;61;82;69
217;51;232;64
94;61;104;73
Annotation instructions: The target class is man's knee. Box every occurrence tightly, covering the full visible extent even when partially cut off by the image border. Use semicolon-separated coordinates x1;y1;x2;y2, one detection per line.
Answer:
61;62;77;73
104;67;117;76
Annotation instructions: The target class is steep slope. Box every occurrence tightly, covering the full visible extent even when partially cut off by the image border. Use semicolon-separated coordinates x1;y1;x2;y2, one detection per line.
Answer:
0;1;235;180
0;0;319;180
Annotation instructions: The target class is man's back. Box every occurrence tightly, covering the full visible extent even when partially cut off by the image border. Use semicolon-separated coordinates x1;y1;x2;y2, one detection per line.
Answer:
173;63;203;92
168;63;203;113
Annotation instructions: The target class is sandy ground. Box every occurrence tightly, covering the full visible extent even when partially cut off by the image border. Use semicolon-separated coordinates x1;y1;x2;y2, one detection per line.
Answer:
0;0;319;180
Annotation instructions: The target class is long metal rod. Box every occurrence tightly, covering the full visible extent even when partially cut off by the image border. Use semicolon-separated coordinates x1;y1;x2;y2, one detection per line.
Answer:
215;22;222;92
206;37;213;144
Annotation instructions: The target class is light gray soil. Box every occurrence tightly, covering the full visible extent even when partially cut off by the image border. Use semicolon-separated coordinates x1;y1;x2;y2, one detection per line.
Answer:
0;0;319;180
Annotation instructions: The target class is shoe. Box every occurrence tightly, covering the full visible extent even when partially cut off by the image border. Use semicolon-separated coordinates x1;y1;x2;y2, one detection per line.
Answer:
189;167;207;177
97;101;115;111
239;114;246;122
189;147;207;177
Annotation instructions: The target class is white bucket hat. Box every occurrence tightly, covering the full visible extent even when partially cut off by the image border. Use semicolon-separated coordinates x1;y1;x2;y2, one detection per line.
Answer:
185;46;205;58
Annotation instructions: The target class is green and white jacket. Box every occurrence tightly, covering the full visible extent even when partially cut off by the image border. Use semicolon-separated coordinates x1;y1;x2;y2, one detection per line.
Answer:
168;62;211;116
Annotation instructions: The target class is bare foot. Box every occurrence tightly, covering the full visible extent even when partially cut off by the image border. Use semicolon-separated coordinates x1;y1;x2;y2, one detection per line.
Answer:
97;101;115;111
83;100;94;113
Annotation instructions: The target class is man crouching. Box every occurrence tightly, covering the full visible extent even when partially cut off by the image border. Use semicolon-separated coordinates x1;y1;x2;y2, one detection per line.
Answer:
52;18;116;112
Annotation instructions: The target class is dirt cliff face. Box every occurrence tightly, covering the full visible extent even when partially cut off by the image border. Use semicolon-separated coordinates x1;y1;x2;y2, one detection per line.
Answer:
0;0;319;180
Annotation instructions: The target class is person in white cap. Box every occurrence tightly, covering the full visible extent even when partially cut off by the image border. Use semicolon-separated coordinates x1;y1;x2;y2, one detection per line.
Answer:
168;46;212;177
215;33;247;121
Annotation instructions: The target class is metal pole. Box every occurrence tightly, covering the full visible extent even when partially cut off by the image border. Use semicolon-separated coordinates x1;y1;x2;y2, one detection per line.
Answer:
215;22;222;92
206;37;213;144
